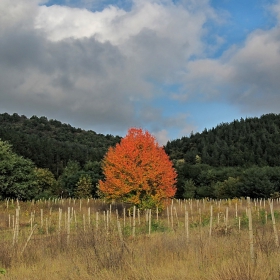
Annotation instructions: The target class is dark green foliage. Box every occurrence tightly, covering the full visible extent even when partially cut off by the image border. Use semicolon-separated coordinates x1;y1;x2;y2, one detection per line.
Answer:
165;113;280;167
0;139;38;200
57;160;102;197
0;113;121;177
2;112;280;200
165;113;280;199
75;174;92;198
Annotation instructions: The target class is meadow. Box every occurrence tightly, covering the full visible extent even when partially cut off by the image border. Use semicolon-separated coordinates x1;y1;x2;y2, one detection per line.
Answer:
0;197;280;280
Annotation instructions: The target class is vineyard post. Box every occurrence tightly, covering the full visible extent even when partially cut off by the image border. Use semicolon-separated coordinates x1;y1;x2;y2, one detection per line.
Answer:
185;210;189;243
67;207;70;245
174;207;179;228
106;210;109;233
83;214;86;232
167;207;170;228
12;207;20;246
190;199;193;222
132;206;136;237
74;210;77;230
209;205;213;238
238;216;241;232
46;217;49;235
148;209;151;236
269;199;279;248
12;215;15;230
40;209;43;228
21;224;38;255
96;212;99;231
88;207;91;229
225;207;228;234
58;208;62;235
170;206;174;230
156;207;159;222
137;208;140;225
247;197;255;265
129;209;131;228
123;207;126;227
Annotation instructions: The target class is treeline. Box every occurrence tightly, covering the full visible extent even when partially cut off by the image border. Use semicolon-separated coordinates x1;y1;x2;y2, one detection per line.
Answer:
0;113;121;177
0;113;121;200
1;112;280;200
165;113;280;199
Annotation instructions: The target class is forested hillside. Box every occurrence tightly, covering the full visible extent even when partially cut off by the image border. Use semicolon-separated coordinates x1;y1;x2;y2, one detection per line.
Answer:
164;113;280;199
165;113;280;166
1;112;280;200
0;113;121;200
0;113;121;177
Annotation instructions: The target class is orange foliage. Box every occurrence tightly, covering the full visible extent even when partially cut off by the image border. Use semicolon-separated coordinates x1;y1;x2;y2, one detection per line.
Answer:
99;128;177;209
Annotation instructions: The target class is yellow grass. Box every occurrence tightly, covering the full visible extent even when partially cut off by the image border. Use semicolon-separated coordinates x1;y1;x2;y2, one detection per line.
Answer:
0;198;280;279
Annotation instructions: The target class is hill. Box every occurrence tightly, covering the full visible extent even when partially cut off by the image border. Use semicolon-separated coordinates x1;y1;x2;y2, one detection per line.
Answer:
164;113;280;199
1;112;280;200
0;113;121;177
165;113;280;167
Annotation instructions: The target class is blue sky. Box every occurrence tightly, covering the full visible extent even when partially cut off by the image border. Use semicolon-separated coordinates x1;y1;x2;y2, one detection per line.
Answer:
1;0;280;144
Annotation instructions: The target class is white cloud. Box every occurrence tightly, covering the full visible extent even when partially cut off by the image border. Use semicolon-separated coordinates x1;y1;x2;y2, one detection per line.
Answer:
0;0;217;137
153;129;169;146
171;0;280;117
7;0;273;141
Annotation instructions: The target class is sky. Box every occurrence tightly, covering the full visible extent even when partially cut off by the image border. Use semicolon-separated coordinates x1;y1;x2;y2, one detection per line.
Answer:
1;0;280;144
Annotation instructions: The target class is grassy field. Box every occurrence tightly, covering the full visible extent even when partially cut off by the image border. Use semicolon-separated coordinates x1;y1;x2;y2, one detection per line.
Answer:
0;198;280;279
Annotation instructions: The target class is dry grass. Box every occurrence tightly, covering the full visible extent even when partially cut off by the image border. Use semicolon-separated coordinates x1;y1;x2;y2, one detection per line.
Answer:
0;198;280;279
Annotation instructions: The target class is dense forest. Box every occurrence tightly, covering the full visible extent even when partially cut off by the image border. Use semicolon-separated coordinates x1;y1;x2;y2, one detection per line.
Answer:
0;113;121;177
0;113;121;200
1;112;280;200
165;113;280;199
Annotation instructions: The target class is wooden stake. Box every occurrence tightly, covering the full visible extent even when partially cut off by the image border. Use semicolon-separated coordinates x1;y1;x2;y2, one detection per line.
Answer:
13;208;20;246
137;209;140;225
247;197;255;265
225;207;229;234
185;210;189;242
21;224;37;255
132;206;136;237
209;205;213;237
58;208;62;234
40;209;43;228
148;209;152;236
88;207;91;229
96;212;99;231
67;207;70;245
269;199;279;248
123;207;126;228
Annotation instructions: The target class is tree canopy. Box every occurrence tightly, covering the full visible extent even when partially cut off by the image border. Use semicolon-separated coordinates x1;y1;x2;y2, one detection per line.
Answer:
0;139;38;200
0;113;121;177
99;128;177;209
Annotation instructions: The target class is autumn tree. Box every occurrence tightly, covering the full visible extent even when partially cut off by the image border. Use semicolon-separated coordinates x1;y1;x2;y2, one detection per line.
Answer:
99;128;177;209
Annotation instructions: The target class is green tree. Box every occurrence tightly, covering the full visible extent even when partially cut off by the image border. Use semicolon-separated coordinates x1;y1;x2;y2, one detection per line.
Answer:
0;139;38;200
34;168;57;199
182;179;196;199
213;177;241;199
75;175;92;198
57;160;81;197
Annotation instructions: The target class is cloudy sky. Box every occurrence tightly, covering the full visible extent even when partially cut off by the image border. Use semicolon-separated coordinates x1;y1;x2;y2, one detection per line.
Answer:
1;0;280;144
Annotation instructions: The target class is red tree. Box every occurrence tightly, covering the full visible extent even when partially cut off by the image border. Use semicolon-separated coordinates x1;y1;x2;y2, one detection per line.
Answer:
99;128;177;209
